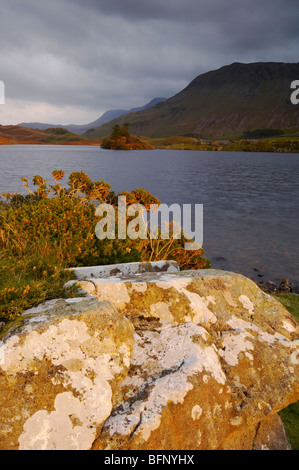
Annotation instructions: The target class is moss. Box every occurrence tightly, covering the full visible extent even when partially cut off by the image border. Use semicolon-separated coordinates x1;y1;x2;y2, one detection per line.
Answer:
0;314;33;341
273;293;299;450
273;293;299;323
279;402;299;450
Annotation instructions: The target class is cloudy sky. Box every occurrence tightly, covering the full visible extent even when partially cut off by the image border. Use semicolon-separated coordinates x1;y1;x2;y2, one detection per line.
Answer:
0;0;298;125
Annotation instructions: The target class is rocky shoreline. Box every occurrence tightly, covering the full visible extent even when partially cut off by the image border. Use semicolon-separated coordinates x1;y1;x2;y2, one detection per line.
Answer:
255;278;299;295
211;257;299;297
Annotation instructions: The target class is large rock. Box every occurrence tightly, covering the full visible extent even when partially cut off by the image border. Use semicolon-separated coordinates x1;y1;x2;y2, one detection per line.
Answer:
74;268;299;450
0;298;134;450
1;265;298;450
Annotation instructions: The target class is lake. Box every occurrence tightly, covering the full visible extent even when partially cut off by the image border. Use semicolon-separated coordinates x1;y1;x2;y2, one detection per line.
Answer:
0;144;299;286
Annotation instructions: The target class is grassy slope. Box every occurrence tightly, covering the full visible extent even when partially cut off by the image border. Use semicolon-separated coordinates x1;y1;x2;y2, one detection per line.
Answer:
274;293;299;450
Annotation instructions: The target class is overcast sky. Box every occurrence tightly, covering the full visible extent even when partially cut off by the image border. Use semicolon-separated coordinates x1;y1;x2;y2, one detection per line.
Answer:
0;0;298;125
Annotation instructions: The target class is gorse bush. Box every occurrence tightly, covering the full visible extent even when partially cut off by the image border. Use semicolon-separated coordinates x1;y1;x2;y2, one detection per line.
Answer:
0;170;210;323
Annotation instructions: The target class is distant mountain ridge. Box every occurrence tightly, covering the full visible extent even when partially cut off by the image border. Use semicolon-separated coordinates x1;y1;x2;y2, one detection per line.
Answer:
0;125;99;145
17;97;166;135
85;62;299;139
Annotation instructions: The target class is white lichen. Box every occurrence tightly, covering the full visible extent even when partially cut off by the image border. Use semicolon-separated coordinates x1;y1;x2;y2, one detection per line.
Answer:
132;282;147;293
150;302;174;323
156;278;217;326
191;405;203;420
219;330;254;367
103;322;226;442
1;318;130;450
239;295;255;315
95;281;130;309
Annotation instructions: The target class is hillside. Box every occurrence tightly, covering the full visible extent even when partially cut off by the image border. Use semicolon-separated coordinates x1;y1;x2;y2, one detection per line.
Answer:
85;62;299;139
0;125;100;145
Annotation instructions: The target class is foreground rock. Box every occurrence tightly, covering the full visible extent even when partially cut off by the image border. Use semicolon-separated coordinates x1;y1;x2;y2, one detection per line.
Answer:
256;279;298;295
75;268;299;451
0;265;298;450
0;298;134;450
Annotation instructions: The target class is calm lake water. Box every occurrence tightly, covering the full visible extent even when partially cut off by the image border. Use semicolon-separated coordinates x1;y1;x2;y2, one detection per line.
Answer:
1;144;299;286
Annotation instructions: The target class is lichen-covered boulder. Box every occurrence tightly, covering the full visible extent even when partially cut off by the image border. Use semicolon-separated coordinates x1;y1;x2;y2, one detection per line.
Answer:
0;298;134;450
74;269;299;450
1;266;298;450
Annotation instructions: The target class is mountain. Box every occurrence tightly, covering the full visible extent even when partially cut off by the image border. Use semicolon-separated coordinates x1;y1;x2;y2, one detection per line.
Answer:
127;97;167;113
18;97;166;135
85;62;299;139
17;114;128;135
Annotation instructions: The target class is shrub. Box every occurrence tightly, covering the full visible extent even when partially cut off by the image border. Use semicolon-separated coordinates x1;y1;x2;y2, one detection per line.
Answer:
0;170;210;322
101;123;153;150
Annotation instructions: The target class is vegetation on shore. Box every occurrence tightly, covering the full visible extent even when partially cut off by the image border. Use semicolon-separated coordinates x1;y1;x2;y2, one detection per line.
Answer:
274;293;299;450
147;128;299;153
1;122;299;152
39;127;96;144
0;125;101;145
101;123;153;150
0;170;209;327
274;293;299;321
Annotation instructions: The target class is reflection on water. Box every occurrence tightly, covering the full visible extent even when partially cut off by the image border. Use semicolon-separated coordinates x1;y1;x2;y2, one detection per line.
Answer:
0;145;298;285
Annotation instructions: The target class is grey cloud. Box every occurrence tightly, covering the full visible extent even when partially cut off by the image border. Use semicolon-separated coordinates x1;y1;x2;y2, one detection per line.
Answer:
72;0;299;28
0;0;299;124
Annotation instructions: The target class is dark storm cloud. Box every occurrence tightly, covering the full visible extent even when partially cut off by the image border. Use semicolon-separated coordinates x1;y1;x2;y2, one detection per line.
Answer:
0;0;299;124
75;0;296;25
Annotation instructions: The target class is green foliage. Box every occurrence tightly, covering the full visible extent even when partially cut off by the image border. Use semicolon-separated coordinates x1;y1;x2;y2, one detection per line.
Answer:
279;402;299;450
149;136;200;150
0;170;210;323
273;293;299;323
149;134;299;153
44;127;69;135
273;293;299;450
110;123;130;140
38;128;90;143
226;139;299;153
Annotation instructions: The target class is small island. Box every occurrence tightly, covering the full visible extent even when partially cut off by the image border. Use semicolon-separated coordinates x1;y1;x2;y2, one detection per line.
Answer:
101;123;153;150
